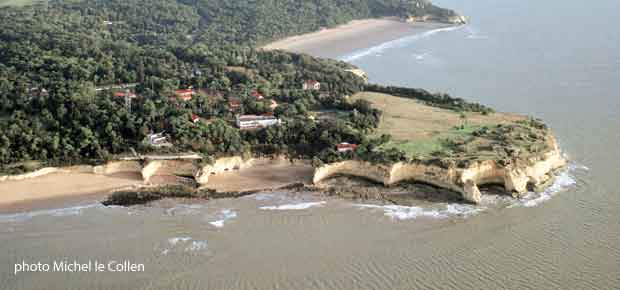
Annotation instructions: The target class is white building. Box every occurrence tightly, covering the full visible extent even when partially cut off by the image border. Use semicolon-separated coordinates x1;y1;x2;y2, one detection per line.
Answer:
302;80;321;91
236;115;281;130
148;132;171;147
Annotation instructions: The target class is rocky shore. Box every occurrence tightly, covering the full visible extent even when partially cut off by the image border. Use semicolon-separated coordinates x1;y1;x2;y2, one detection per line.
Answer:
313;137;566;204
1;131;566;208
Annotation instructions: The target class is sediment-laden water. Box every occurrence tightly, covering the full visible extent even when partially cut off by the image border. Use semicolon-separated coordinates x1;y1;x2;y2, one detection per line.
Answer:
2;0;619;289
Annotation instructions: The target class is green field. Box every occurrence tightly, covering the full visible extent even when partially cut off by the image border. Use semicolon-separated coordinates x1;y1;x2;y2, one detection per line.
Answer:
352;92;550;161
379;124;491;158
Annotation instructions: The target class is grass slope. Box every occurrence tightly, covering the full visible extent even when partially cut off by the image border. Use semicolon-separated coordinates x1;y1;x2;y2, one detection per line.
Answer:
351;92;550;161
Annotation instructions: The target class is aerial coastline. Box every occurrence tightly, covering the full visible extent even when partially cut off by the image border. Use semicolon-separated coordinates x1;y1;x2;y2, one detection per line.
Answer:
0;11;568;212
262;17;453;58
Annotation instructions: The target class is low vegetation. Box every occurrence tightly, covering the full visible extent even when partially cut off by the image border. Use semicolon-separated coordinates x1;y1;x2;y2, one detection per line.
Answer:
351;92;552;167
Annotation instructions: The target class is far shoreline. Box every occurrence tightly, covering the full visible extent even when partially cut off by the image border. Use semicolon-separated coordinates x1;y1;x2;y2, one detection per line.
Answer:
261;17;455;59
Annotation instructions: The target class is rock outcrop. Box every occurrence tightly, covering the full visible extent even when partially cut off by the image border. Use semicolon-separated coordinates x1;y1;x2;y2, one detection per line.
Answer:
194;156;255;184
313;138;566;204
93;161;142;175
142;159;197;183
345;69;369;84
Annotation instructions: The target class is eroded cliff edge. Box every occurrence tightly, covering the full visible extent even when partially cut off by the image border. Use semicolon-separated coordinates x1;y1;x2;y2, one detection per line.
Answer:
313;135;566;204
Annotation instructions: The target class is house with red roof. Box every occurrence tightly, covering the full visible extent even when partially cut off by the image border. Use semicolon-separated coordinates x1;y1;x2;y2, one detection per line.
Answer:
114;91;137;98
337;142;358;153
191;114;201;123
175;89;195;101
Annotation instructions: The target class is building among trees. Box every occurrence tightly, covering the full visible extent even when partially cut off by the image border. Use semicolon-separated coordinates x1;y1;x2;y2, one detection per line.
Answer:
235;114;281;130
302;80;321;91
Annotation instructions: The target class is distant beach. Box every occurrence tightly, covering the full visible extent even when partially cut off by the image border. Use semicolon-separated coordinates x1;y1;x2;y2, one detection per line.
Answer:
262;18;451;59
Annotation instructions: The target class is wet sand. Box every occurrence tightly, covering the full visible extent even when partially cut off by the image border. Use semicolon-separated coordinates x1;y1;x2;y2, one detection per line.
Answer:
262;18;450;59
0;172;143;213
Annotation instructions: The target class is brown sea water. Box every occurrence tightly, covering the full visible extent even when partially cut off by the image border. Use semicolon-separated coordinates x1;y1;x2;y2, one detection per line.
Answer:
1;0;619;289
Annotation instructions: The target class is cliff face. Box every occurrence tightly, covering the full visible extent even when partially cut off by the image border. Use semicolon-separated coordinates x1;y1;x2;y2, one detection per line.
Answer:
194;156;254;184
313;138;566;204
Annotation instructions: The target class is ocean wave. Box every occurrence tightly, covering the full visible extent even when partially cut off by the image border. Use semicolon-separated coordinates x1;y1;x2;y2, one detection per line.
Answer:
510;163;586;208
168;236;192;245
465;26;489;40
354;203;485;220
163;236;208;254
185;240;209;252
413;52;430;61
209;209;237;228
165;204;204;216
0;203;102;223
339;25;465;62
259;201;326;211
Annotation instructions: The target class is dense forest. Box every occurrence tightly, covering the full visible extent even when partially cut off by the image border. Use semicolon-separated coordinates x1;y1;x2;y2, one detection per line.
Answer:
0;0;465;170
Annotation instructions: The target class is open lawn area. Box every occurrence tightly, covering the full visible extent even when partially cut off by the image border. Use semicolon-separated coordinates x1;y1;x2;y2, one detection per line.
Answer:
351;92;528;158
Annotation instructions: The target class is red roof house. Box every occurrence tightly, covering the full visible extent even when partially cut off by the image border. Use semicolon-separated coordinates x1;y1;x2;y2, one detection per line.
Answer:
114;91;137;98
175;89;195;101
191;114;200;123
337;142;358;153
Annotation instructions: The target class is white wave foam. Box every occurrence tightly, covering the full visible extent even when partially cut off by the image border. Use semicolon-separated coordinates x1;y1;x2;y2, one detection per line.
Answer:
515;171;577;208
250;193;277;201
165;204;204;216
163;237;208;254
413;52;429;61
465;26;489;40
259;201;326;211
508;162;587;208
209;209;237;228
168;236;192;245
185;240;208;252
354;203;485;220
0;203;102;223
339;25;465;62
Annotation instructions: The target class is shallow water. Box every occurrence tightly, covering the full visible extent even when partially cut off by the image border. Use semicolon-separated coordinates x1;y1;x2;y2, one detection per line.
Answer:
2;0;619;289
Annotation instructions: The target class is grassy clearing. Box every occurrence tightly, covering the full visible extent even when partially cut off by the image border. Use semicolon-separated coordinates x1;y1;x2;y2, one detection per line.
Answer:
352;91;549;161
351;91;524;142
379;124;491;158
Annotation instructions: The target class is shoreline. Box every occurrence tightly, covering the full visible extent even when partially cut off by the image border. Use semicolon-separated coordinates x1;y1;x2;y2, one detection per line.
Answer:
0;171;143;213
261;17;454;59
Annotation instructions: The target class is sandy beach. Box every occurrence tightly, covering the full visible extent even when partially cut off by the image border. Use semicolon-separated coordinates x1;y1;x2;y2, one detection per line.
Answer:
262;18;450;59
0;172;143;213
204;159;314;193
